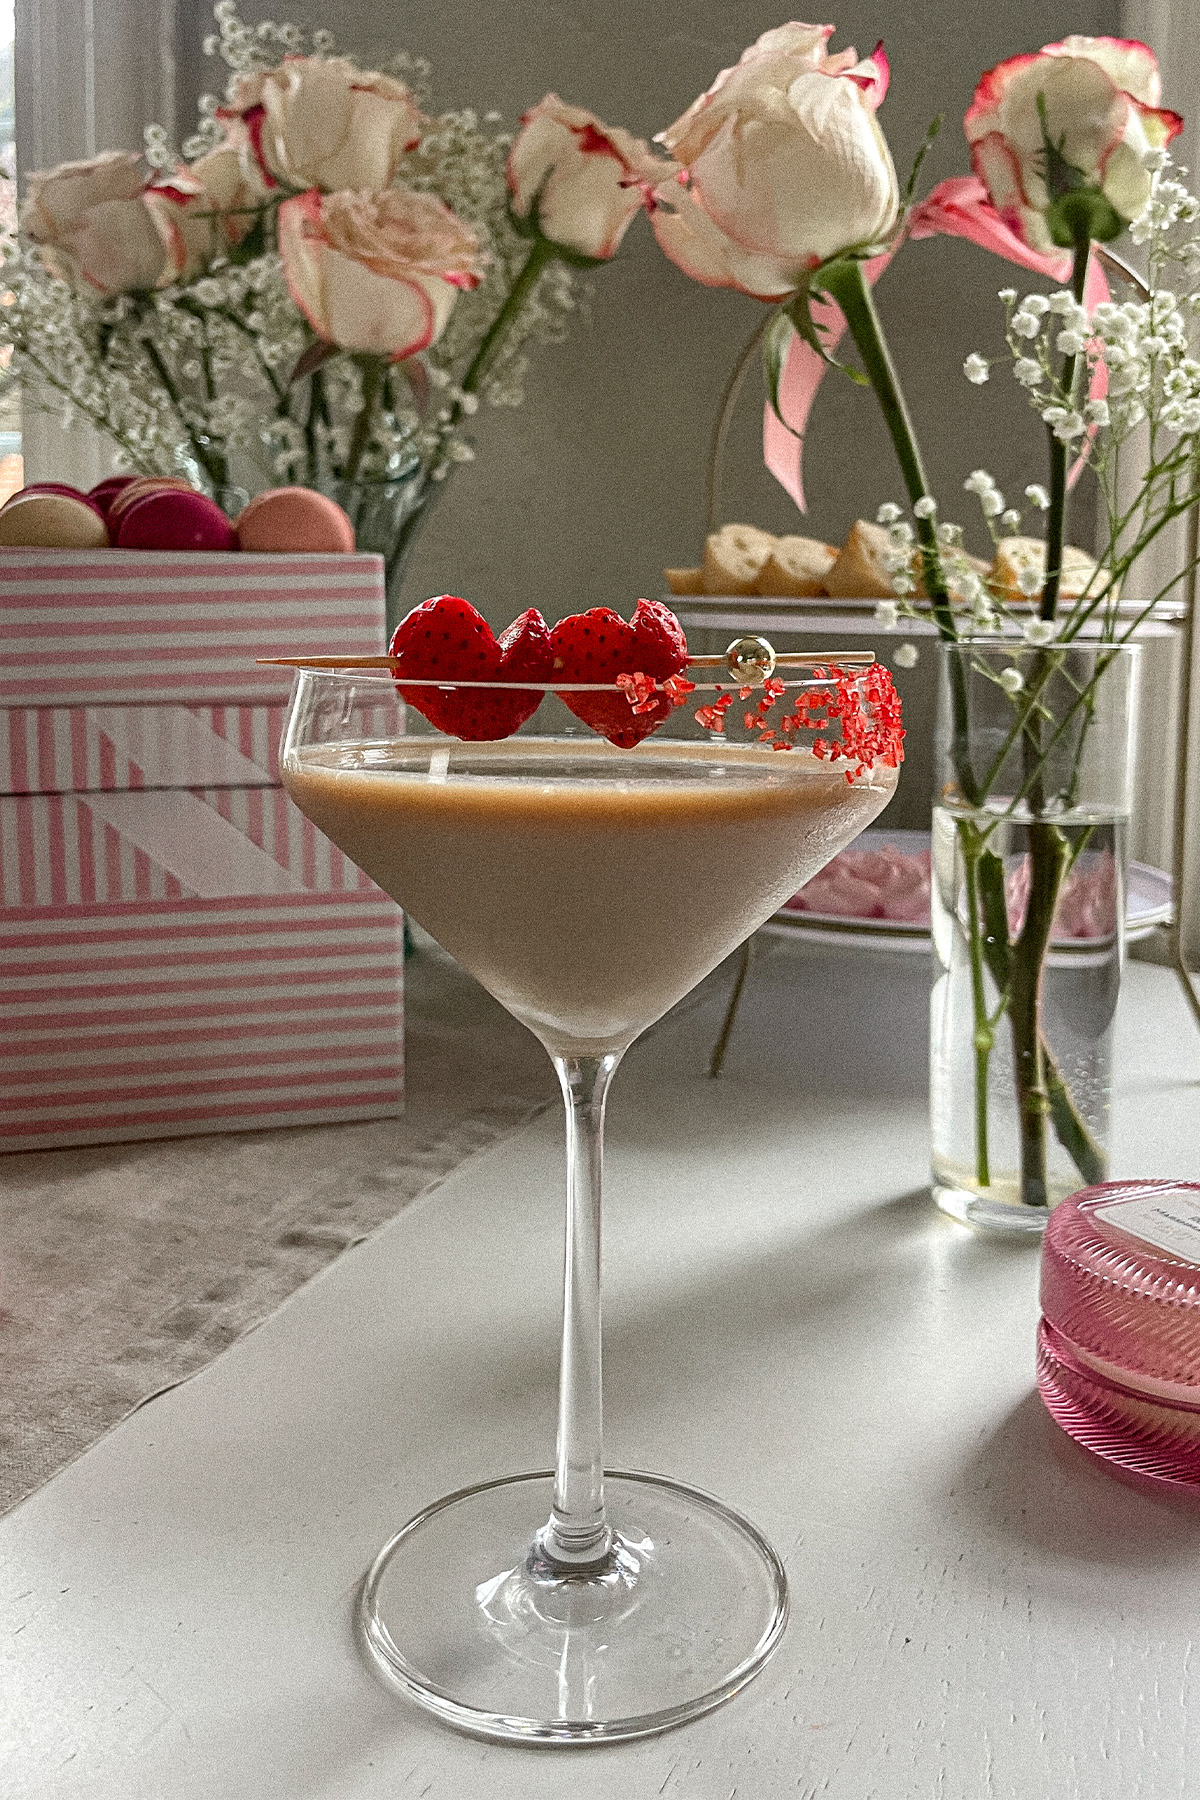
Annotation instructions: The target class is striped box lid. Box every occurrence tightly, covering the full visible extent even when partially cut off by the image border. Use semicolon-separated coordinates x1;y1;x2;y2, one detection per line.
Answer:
0;547;386;706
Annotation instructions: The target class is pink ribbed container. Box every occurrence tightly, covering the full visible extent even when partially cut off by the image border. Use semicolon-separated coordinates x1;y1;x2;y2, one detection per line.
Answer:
1038;1181;1200;1491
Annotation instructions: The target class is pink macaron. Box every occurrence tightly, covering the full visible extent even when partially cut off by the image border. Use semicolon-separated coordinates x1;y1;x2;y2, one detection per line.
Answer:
0;488;109;548
107;475;197;530
115;489;237;552
235;487;355;554
88;475;141;518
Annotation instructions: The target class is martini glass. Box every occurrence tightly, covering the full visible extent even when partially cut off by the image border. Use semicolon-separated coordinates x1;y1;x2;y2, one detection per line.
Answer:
280;656;900;1744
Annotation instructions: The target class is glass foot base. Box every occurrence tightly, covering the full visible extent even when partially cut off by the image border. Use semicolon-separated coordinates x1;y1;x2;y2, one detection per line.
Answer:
357;1469;788;1744
934;1180;1052;1237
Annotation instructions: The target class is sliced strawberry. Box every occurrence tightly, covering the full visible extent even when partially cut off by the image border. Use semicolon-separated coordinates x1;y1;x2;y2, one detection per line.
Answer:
549;599;689;747
389;595;553;741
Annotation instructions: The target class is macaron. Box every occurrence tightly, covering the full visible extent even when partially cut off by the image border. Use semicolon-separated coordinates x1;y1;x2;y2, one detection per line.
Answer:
235;487;355;554
115;489;237;552
106;475;197;528
88;475;140;517
14;482;92;502
0;488;109;548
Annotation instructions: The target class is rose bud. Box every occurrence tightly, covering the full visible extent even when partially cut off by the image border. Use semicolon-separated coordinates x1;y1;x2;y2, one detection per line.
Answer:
650;23;898;297
507;95;672;260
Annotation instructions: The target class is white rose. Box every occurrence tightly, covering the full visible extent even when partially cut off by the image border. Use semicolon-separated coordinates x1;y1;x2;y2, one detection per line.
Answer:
278;186;483;358
966;36;1183;252
650;24;899;296
222;55;424;194
507;95;671;259
23;151;194;293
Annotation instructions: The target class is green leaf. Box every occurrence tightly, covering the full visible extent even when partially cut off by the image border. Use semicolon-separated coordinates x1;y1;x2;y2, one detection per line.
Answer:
788;279;863;388
762;309;799;431
1035;91;1126;246
506;198;542;243
785;275;868;385
228;212;267;265
288;338;339;386
504;197;604;268
902;114;943;207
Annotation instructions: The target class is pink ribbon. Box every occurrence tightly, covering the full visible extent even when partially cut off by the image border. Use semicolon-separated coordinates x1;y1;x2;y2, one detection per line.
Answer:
763;176;1110;511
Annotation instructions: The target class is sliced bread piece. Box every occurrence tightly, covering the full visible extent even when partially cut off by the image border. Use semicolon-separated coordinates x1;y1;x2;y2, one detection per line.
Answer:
701;523;776;595
663;566;705;595
754;534;838;597
824;520;903;599
991;537;1110;607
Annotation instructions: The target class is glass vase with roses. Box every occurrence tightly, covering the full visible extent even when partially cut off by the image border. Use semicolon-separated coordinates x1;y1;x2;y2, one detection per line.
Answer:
649;25;1196;1229
0;1;677;632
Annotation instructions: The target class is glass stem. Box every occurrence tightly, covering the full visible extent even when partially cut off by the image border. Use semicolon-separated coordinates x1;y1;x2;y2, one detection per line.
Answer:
540;1051;622;1568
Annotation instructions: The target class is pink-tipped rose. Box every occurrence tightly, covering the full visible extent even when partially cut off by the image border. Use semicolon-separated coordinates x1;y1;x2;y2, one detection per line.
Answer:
650;23;899;297
966;36;1183;252
186;120;273;251
507;95;670;259
23;151;213;293
278;187;483;359
221;55;424;195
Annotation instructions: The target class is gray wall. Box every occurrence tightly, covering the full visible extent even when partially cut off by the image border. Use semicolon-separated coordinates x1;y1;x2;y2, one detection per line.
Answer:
175;1;1117;629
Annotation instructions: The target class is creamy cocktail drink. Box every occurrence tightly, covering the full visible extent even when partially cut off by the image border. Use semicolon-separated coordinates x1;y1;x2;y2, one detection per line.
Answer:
279;626;903;1745
283;735;897;1055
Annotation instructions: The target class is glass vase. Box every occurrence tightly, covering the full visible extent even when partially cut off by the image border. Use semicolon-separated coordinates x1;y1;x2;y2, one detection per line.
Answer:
930;640;1139;1235
329;458;434;639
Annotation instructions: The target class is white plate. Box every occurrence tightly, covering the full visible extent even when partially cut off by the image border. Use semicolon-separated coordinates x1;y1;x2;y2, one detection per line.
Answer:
767;829;1173;955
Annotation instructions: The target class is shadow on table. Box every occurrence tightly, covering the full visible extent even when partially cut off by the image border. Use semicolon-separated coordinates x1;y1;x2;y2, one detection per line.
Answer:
949;1389;1200;1566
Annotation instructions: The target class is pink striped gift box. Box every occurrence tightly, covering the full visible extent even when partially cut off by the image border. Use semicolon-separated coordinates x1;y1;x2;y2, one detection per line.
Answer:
2;894;403;1148
1;548;404;1151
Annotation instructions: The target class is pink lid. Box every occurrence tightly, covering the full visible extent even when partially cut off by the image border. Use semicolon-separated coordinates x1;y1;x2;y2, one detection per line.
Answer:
114;489;237;552
1041;1180;1200;1396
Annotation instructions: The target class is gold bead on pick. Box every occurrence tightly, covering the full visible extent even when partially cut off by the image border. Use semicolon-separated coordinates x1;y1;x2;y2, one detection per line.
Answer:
723;634;777;687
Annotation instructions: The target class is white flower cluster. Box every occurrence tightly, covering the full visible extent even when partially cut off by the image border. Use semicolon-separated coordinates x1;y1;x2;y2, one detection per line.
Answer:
960;156;1200;477
204;1;352;78
965;283;1200;456
873;498;1002;633
1088;292;1200;436
1129;174;1200;247
883;166;1200;656
871;476;1084;641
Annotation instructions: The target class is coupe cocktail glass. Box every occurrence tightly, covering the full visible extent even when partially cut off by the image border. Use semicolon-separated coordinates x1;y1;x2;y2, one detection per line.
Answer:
281;665;899;1744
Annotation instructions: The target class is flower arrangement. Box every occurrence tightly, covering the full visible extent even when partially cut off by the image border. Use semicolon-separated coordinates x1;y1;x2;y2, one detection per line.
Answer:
0;3;671;623
651;25;1195;1217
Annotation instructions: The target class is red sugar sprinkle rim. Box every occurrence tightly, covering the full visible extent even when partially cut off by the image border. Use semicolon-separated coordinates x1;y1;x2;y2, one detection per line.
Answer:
636;664;906;782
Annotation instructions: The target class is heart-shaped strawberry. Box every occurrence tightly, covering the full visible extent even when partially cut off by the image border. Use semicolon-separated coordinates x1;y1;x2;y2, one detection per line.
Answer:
389;595;554;740
549;600;689;747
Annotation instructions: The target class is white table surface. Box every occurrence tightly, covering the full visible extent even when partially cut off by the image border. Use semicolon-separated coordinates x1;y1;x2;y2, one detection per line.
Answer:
3;940;1199;1800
